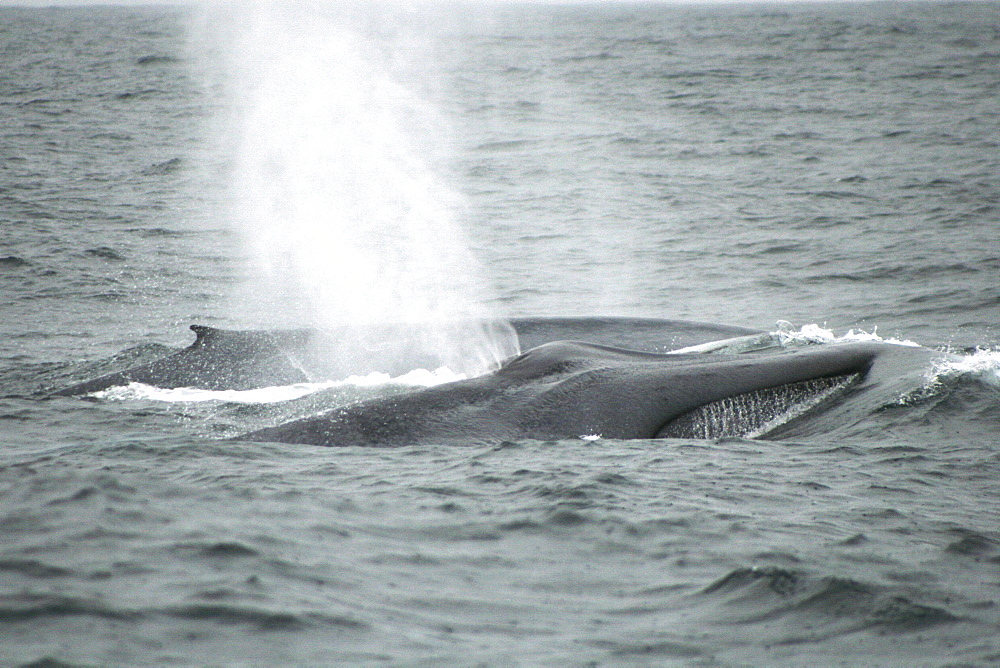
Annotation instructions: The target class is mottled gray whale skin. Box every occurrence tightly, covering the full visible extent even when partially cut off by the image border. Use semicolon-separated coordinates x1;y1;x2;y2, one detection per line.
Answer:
243;339;938;447
50;325;313;396
51;317;761;396
510;317;759;353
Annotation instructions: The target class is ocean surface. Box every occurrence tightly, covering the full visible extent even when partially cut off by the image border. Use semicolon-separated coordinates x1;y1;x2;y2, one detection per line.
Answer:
2;1;1000;664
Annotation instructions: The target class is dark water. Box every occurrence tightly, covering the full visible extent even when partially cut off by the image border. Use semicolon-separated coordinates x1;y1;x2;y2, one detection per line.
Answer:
2;2;1000;665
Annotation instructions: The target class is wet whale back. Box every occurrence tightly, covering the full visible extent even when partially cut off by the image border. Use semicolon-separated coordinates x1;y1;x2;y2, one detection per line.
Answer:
51;325;312;395
243;341;888;446
511;317;761;353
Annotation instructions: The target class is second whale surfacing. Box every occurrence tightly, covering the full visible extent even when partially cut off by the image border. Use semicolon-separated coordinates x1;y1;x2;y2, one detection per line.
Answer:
243;337;943;447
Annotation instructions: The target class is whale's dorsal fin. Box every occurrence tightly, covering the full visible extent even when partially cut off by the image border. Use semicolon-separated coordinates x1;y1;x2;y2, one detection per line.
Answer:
190;324;219;347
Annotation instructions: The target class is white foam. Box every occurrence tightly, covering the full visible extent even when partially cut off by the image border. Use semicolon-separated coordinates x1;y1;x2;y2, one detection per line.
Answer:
928;348;1000;388
775;322;921;348
92;367;467;404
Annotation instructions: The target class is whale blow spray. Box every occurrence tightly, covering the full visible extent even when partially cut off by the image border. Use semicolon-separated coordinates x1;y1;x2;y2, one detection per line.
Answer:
197;0;517;378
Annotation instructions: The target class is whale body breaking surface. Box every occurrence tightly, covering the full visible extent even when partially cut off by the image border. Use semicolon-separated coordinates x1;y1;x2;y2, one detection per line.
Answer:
50;317;945;446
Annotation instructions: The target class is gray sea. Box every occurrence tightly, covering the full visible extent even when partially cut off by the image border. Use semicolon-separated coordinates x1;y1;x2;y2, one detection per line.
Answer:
2;1;1000;665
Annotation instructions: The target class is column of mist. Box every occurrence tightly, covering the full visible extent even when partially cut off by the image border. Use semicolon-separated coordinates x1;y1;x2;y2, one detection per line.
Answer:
195;0;517;379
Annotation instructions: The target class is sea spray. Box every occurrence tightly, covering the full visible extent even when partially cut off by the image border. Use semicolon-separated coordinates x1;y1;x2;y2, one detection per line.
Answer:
192;0;517;378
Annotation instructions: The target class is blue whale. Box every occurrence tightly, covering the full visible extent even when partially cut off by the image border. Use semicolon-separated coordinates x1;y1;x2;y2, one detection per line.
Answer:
243;338;942;446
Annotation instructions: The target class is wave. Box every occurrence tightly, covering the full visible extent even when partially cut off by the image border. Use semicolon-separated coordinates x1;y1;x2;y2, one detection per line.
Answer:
765;322;1000;386
697;567;961;633
929;348;1000;389
0;255;31;268
0;593;365;632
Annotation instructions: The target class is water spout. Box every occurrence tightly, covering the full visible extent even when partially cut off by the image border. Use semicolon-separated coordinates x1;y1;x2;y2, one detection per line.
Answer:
194;0;518;378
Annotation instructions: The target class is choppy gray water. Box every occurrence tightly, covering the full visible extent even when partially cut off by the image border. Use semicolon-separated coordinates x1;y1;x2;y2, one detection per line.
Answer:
2;3;999;665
